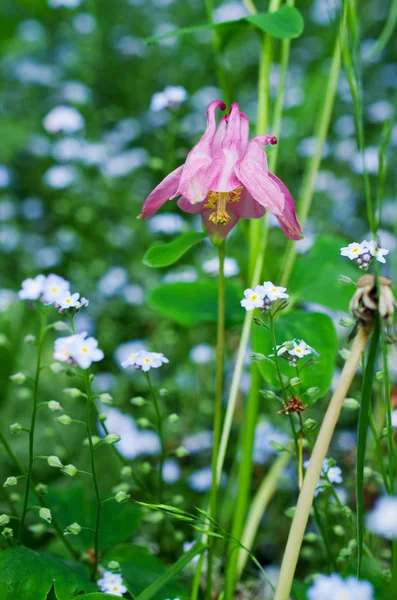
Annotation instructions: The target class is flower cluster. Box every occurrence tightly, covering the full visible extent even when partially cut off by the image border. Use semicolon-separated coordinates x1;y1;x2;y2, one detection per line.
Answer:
367;496;397;540
340;240;388;269
240;281;289;312
277;339;319;366
97;571;127;597
304;458;343;497
54;332;104;369
121;350;169;372
308;574;373;600
18;273;88;312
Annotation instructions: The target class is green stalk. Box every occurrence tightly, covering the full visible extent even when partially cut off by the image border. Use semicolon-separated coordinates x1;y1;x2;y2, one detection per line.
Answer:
18;307;47;542
280;7;347;286
273;326;371;600
205;241;226;599
145;372;165;502
84;371;101;580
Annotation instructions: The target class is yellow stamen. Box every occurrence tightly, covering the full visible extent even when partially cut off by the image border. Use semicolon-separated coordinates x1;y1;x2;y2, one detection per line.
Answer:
205;186;243;226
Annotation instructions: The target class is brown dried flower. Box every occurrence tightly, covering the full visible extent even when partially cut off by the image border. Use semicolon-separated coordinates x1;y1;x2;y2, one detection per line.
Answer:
349;274;396;326
278;397;307;415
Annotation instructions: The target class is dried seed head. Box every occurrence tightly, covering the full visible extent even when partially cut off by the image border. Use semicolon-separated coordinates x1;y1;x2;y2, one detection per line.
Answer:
349;274;396;326
278;396;308;415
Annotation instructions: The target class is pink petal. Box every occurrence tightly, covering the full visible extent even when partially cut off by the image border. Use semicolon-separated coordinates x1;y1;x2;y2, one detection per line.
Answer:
239;134;276;174
212;115;228;156
139;165;183;219
229;188;267;219
177;100;226;204
235;155;285;217
177;195;205;214
268;173;303;240
239;112;250;158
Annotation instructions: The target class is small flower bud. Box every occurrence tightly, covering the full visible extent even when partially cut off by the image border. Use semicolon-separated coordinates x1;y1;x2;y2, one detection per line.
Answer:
260;389;276;400
363;466;373;479
252;316;266;327
339;348;351;360
270;440;286;452
168;413;180;424
305;387;320;398
137;418;150;428
98;412;107;422
24;334;36;344
289;377;301;388
83;436;100;447
375;371;384;382
338;275;355;285
121;466;132;479
50;362;65;374
339;317;354;327
172;494;184;505
56;415;72;426
115;490;131;503
174;446;189;458
47;456;63;469
9;423;22;434
304;532;318;543
107;560;121;572
10;372;26;384
139;462;152;474
0;514;10;527
63;388;83;398
48;400;62;412
105;433;121;445
285;506;296;519
250;352;266;362
381;427;390;439
3;477;17;488
64;522;81;535
333;525;345;536
343;397;360;410
89;373;95;382
99;393;113;405
52;321;71;331
35;483;48;494
61;464;77;477
0;334;10;346
39;507;52;523
303;418;317;432
2;527;13;539
130;396;146;407
159;388;169;397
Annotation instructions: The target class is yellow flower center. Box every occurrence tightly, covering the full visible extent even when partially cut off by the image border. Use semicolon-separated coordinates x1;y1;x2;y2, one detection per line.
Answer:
205;187;243;225
251;294;258;301
352;248;359;254
144;357;151;363
51;287;57;293
81;347;88;353
296;348;302;354
65;298;71;304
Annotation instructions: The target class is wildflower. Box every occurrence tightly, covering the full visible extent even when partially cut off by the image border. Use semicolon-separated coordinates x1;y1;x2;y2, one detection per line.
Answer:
150;85;188;112
202;256;239;277
97;571;127;597
277;339;318;366
367;496;397;540
54;332;104;369
262;281;289;302
18;274;46;300
139;101;302;240
189;344;214;364
240;285;266;311
43;105;85;134
367;239;389;263
55;290;80;310
304;458;342;497
308;573;373;600
42;274;70;305
340;241;368;260
341;239;389;269
122;350;169;371
54;333;85;363
98;408;160;459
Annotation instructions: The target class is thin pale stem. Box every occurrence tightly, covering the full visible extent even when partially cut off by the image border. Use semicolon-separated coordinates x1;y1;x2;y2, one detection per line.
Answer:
205;241;226;600
273;326;371;600
145;372;165;502
18;308;46;542
84;371;101;580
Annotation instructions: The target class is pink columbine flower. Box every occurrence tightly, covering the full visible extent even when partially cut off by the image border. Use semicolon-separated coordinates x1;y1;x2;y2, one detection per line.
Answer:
139;101;302;240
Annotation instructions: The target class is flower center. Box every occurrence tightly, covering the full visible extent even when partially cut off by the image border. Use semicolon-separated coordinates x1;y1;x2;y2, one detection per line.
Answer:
205;187;243;225
251;294;258;301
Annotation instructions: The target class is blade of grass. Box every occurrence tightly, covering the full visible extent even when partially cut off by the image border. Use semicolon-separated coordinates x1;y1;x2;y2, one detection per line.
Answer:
356;316;381;577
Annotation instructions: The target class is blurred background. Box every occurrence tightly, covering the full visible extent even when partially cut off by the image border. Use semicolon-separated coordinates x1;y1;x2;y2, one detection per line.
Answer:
0;0;396;584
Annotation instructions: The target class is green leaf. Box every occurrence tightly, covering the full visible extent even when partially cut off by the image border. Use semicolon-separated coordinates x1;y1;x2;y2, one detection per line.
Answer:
145;6;304;44
148;281;244;326
143;232;207;268
245;6;304;38
0;546;95;600
78;596;121;600
356;318;381;577
105;545;187;600
136;541;206;600
252;311;338;403
289;235;359;312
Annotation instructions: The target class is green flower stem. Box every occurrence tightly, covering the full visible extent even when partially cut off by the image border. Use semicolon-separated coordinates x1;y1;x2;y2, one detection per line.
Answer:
273;326;371;600
145;371;165;502
205;240;226;600
280;8;347;287
368;412;390;494
84;370;101;580
18;307;47;543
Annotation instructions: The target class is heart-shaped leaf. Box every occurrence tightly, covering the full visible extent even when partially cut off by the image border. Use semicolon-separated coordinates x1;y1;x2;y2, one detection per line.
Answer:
143;232;207;268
